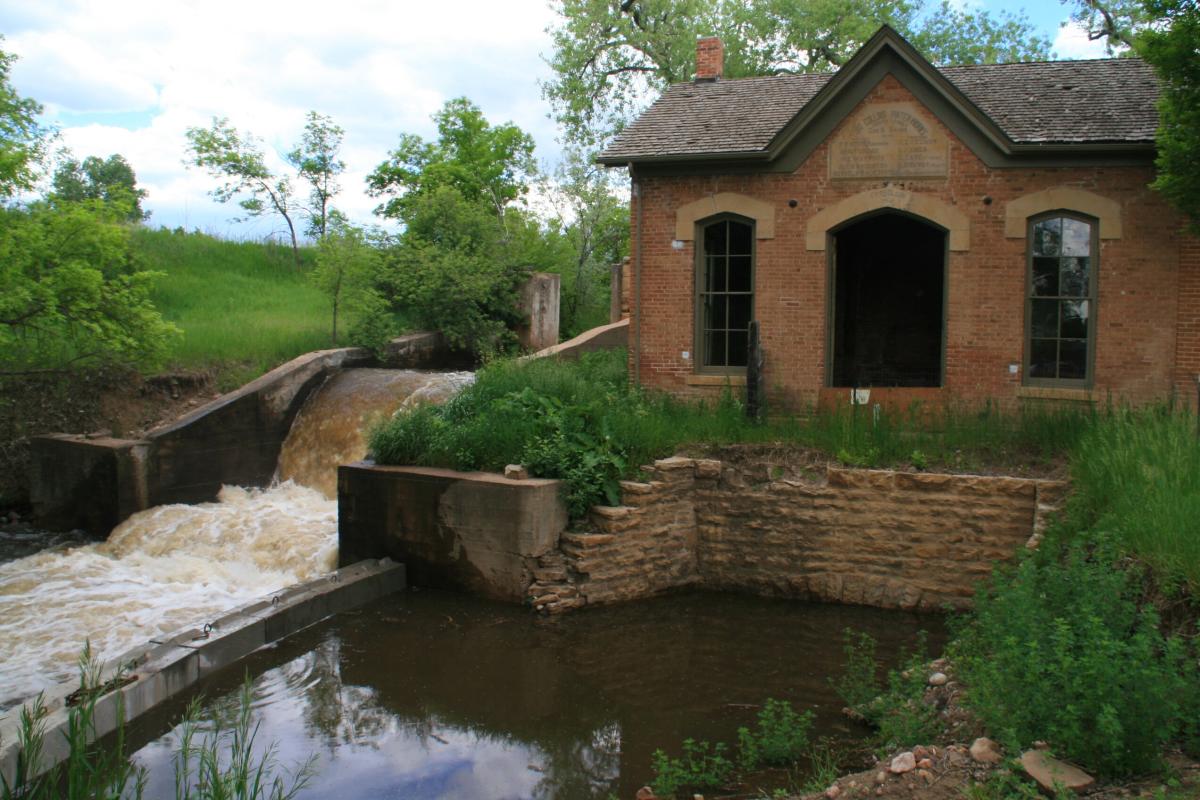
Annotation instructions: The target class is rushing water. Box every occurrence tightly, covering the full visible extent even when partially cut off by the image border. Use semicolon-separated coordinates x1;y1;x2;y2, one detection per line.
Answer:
0;369;471;712
128;589;945;800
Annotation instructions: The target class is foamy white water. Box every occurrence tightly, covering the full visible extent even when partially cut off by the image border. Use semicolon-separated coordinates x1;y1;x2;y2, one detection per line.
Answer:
0;482;336;711
0;369;472;713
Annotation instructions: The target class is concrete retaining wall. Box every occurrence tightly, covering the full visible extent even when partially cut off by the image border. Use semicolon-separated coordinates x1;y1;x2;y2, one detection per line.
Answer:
29;333;447;536
338;464;567;601
0;558;406;787
340;457;1065;614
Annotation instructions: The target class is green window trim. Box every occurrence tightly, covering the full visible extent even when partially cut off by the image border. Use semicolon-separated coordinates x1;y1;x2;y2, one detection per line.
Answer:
1024;211;1098;387
695;215;755;374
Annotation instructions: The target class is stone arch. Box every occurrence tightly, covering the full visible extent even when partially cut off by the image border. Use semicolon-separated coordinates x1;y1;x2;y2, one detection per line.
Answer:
675;192;775;240
805;187;969;251
1004;186;1122;239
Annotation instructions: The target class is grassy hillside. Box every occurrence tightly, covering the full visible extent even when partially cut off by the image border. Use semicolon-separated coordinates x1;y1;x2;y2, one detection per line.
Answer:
134;228;339;386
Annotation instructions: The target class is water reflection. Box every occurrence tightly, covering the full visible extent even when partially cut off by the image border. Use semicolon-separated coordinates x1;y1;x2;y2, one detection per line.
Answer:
131;590;944;800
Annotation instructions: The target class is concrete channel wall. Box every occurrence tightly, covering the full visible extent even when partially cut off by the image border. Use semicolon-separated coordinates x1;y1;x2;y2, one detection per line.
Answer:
0;558;406;787
29;333;447;536
340;458;1066;613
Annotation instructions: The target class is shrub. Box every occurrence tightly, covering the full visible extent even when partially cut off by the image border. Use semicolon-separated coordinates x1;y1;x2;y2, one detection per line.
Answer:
649;739;733;799
952;535;1196;777
832;630;941;752
736;699;815;769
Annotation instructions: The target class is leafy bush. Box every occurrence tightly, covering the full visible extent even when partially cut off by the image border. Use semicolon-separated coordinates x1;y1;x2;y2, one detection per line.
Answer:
649;738;733;799
736;699;814;769
952;535;1197;777
833;630;941;751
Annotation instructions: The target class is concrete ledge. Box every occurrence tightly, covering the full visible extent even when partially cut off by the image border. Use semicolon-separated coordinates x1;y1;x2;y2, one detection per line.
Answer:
529;318;628;361
30;332;450;535
338;463;568;601
0;559;405;787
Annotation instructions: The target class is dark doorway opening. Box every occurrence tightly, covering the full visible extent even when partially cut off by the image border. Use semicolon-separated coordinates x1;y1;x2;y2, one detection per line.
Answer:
831;213;945;387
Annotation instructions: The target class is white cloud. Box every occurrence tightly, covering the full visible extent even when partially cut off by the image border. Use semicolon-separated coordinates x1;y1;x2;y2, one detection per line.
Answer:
1;0;562;237
1051;20;1121;60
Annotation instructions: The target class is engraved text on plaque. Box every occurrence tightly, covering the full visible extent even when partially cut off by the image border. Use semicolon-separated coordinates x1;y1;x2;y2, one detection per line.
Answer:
829;102;949;180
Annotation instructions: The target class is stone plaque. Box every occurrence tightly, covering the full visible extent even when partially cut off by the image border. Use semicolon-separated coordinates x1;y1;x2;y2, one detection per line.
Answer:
829;102;949;180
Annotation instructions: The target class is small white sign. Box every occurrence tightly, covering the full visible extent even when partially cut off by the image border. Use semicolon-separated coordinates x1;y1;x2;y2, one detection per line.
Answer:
671;240;685;250
682;351;690;360
852;388;871;405
1009;363;1019;375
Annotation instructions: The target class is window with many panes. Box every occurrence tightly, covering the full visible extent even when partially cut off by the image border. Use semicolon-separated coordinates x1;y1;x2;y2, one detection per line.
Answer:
1026;213;1096;384
696;216;754;370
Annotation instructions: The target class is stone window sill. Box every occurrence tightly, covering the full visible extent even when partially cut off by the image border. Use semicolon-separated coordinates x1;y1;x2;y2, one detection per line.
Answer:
1017;386;1095;402
686;374;747;387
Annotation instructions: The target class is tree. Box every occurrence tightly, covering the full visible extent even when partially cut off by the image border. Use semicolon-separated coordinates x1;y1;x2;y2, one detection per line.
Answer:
1137;0;1200;227
287;111;345;239
52;154;149;221
185;117;303;266
0;199;179;372
366;98;537;224
309;213;383;345
544;0;1052;146
0;37;50;196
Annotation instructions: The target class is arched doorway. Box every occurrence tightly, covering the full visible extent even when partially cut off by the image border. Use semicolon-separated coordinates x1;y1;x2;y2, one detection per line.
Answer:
830;213;946;387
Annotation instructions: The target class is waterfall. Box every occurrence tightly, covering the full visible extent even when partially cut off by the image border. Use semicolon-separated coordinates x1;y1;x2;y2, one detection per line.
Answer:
0;369;472;712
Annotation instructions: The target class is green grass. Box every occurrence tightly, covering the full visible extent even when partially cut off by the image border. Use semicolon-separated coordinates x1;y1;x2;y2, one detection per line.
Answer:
134;228;340;385
1068;407;1200;592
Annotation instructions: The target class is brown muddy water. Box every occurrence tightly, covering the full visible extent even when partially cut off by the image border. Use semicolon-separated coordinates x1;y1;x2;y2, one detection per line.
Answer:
128;588;945;800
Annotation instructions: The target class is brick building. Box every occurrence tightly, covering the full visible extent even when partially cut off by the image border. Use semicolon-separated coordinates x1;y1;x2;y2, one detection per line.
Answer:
599;27;1200;412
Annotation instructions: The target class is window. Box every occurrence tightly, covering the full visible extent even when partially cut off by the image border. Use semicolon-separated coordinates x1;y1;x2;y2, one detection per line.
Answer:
696;216;754;370
1026;213;1096;384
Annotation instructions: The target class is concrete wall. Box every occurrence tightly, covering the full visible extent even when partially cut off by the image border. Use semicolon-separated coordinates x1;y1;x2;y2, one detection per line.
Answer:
340;456;1064;614
530;318;629;361
338;464;567;601
30;332;447;535
518;272;561;352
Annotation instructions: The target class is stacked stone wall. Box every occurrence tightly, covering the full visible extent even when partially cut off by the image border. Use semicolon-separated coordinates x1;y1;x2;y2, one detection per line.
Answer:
537;457;1066;612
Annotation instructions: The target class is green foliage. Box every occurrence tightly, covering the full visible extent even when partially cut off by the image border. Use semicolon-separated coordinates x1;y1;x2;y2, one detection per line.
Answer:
545;0;1050;145
2;647;145;800
736;699;815;769
952;534;1196;777
1138;0;1200;228
833;630;940;751
51;154;148;222
0;201;180;372
963;768;1070;800
366;97;536;224
309;217;388;348
650;739;734;799
285;111;345;239
378;186;529;355
1068;408;1200;591
0;38;50;197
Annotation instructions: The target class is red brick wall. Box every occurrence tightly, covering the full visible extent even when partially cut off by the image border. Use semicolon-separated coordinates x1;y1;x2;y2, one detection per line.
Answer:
1177;230;1200;410
628;74;1195;410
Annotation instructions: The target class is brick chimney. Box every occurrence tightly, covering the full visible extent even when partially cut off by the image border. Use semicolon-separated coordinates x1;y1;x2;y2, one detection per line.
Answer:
695;36;723;81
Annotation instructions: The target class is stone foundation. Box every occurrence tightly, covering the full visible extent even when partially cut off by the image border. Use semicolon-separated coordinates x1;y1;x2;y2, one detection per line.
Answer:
529;457;1066;613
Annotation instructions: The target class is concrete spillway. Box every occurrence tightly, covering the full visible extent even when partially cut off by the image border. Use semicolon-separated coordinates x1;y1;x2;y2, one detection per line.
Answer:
0;368;471;712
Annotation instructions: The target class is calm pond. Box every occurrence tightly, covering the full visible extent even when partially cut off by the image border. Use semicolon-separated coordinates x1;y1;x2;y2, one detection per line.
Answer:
129;588;945;800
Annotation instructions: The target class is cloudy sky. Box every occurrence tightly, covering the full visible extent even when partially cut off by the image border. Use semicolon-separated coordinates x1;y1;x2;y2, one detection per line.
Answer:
0;1;1109;240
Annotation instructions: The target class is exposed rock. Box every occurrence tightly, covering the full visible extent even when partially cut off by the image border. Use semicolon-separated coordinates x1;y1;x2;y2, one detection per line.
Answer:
917;758;933;770
824;785;841;799
970;737;1003;765
875;771;887;784
890;752;916;774
917;769;933;783
636;787;657;800
1020;751;1095;793
928;672;948;686
504;464;529;480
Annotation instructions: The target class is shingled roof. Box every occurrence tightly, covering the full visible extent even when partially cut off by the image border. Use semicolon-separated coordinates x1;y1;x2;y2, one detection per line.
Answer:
599;30;1159;165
